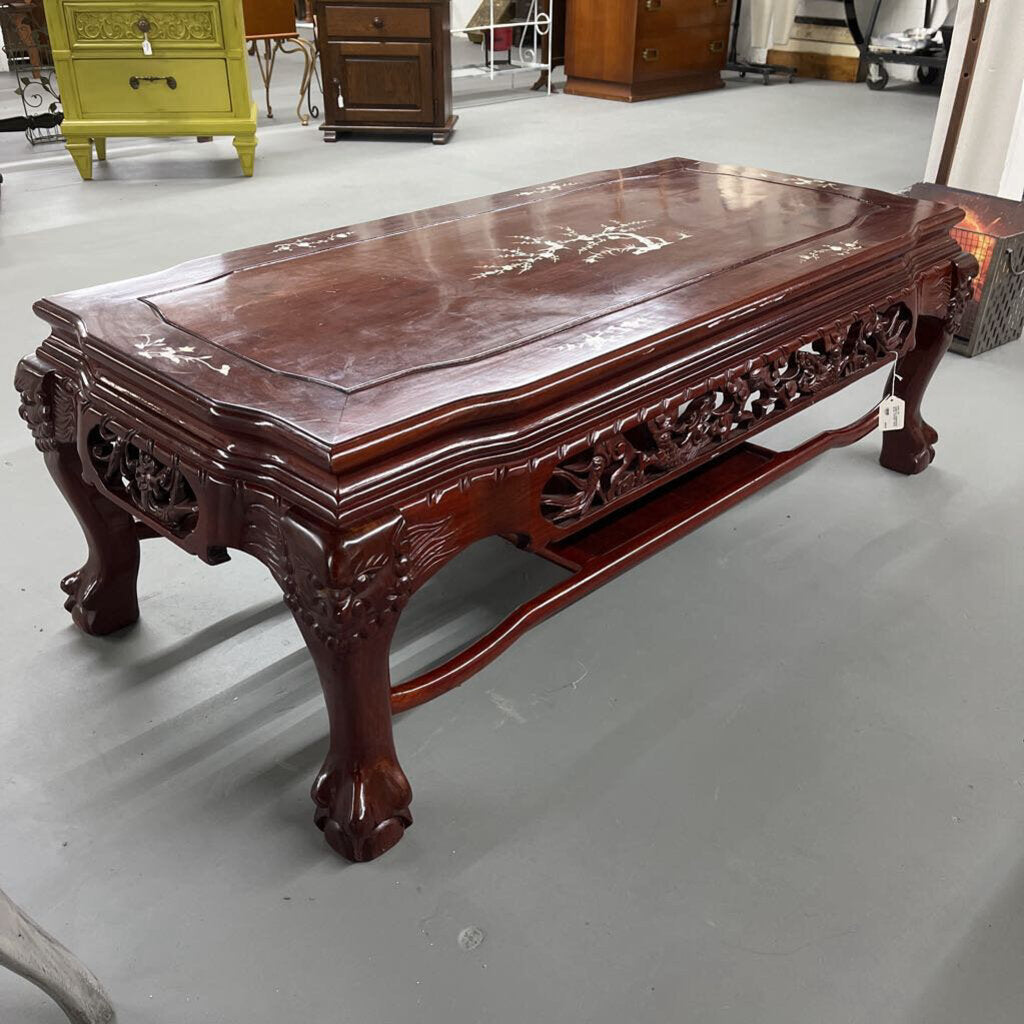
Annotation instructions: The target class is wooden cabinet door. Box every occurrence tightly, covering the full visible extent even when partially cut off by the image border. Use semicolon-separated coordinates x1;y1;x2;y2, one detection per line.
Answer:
327;40;435;125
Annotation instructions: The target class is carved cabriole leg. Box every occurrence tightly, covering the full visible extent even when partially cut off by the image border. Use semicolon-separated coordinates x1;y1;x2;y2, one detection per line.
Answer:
0;887;115;1024
278;510;414;862
47;441;141;635
15;357;140;635
880;253;977;475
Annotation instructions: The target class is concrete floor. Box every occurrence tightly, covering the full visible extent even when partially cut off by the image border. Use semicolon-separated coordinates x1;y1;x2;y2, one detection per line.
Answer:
2;54;1024;1024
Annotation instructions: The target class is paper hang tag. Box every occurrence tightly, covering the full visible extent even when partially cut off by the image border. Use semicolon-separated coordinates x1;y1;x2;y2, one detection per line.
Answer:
142;34;152;55
879;395;906;432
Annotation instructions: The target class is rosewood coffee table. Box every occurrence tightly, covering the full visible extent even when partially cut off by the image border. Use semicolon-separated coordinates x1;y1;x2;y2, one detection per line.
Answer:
15;159;975;862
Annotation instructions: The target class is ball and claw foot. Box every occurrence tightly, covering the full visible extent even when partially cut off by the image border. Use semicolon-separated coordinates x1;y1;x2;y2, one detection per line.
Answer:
880;419;940;476
312;766;413;862
59;567;139;636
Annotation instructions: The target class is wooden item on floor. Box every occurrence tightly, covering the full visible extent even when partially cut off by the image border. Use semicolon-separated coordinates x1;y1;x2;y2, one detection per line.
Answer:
15;158;976;862
243;0;318;124
0;887;114;1024
44;0;259;179
564;0;731;102
316;0;455;143
767;0;866;82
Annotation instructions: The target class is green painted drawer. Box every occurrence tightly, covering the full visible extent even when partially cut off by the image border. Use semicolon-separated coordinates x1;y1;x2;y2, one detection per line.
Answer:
74;56;232;114
63;1;224;53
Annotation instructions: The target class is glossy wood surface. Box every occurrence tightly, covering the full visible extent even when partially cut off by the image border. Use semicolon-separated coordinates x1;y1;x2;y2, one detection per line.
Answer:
242;0;299;37
17;159;976;861
565;0;730;101
317;0;455;142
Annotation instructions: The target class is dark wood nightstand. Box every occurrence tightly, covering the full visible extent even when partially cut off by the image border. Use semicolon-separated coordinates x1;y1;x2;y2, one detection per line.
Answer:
316;0;456;143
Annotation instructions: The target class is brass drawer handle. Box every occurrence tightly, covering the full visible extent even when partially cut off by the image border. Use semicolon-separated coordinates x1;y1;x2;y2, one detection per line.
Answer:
709;39;725;53
642;47;659;61
712;0;727;6
645;0;661;10
136;16;151;32
371;15;384;27
129;74;177;89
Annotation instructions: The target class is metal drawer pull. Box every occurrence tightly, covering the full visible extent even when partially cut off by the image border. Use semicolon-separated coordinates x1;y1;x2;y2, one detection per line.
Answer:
136;17;151;32
645;0;661;10
642;47;659;61
709;40;725;52
372;15;384;27
712;0;727;6
129;74;177;89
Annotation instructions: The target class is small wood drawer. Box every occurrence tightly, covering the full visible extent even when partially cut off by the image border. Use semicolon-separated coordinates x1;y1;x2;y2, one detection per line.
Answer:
636;23;728;78
62;1;225;53
638;0;732;30
74;57;232;115
323;4;431;40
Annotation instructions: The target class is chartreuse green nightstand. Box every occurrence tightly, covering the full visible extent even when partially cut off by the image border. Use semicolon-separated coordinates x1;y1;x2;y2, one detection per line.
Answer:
44;0;259;178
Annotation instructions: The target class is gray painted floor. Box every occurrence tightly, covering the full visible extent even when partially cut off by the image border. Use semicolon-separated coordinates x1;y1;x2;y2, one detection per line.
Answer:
2;55;1023;1024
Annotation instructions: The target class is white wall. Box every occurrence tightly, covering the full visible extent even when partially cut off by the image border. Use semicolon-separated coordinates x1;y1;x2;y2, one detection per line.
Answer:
924;0;1024;197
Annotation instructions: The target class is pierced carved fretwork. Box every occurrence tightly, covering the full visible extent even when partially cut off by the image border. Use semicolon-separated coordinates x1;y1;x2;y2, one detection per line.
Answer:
541;300;914;525
87;423;199;536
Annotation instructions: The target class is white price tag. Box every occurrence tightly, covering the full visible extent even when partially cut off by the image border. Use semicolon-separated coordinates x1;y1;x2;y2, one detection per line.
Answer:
879;395;906;432
142;35;153;55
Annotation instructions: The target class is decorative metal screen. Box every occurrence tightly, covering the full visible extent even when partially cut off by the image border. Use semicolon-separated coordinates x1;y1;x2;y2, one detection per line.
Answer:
0;0;63;144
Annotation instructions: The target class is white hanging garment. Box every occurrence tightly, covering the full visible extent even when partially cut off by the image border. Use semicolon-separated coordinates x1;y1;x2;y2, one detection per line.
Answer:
746;0;800;50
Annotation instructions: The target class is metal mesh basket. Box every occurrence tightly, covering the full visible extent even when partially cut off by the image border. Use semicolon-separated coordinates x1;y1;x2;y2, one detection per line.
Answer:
950;226;1024;357
907;182;1024;358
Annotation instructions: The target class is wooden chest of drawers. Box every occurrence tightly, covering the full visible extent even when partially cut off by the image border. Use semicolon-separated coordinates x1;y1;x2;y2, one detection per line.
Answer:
565;0;730;102
316;0;456;143
44;0;258;178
